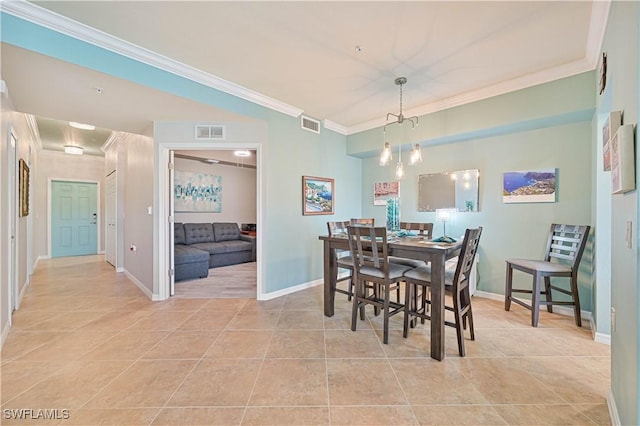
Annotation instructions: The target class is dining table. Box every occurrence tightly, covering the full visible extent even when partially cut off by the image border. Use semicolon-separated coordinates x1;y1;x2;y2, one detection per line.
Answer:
319;233;462;361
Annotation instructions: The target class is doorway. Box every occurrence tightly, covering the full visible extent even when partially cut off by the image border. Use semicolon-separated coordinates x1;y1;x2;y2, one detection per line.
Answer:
171;150;257;298
50;180;98;257
156;142;264;301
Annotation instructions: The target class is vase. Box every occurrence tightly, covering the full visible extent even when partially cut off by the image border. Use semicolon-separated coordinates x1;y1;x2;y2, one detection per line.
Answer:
386;197;400;232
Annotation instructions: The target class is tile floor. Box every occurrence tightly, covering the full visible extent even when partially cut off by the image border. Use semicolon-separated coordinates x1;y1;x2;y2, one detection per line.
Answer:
1;255;611;425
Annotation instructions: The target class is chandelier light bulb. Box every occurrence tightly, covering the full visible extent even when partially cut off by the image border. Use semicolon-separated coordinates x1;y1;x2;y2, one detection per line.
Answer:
395;160;405;180
379;142;392;166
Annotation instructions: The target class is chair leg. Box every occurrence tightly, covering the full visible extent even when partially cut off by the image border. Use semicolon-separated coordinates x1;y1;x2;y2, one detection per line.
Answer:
383;284;390;344
351;279;361;332
544;276;553;313
570;276;582;327
347;277;353;301
452;288;466;357
531;273;541;327
505;263;513;311
464;287;475;341
403;282;412;338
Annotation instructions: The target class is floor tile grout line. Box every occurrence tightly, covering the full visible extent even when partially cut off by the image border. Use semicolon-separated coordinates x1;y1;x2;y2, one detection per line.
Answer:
237;302;284;424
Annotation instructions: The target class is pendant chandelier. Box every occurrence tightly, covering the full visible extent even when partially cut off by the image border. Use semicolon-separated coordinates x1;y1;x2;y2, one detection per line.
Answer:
379;77;422;179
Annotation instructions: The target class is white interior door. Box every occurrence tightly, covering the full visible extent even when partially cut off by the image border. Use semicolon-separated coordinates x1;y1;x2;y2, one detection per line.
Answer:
169;151;175;296
8;129;18;313
105;171;117;266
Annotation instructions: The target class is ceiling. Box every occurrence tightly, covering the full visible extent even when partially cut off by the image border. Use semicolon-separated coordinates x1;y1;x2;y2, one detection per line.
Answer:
1;1;607;156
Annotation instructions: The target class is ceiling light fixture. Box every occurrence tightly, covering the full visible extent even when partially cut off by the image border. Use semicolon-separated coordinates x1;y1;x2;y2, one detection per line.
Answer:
379;77;421;179
69;121;95;130
234;150;250;157
64;145;84;155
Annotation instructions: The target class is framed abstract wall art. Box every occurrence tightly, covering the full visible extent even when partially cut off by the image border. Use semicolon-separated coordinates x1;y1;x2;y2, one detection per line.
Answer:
303;176;334;215
373;181;400;205
611;124;636;194
602;110;621;171
174;170;222;212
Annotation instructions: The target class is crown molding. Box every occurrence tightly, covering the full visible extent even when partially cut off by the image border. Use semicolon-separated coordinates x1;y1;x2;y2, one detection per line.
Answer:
323;119;347;135
1;0;304;119
101;132;120;153
24;113;43;151
585;0;611;67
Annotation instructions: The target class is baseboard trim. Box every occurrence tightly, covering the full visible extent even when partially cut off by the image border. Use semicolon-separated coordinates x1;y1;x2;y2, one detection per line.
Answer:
607;389;621;426
1;316;11;348
259;278;323;301
473;290;593;326
122;269;155;300
589;316;612;345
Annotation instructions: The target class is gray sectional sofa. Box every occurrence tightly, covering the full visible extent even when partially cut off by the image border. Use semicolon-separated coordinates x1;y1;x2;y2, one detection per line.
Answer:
174;222;256;282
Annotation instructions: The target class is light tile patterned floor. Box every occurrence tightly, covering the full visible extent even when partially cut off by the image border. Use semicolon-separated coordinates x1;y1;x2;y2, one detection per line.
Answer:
1;255;611;425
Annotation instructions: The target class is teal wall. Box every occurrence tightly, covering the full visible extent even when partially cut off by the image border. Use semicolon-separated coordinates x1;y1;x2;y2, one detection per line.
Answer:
1;13;363;294
598;2;640;425
351;74;595;307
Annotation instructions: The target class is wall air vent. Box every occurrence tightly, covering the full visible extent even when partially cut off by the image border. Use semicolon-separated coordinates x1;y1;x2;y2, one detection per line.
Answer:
301;116;320;134
195;124;225;140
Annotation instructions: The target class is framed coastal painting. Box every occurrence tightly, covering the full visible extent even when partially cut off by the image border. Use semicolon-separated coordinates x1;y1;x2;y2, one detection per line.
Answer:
503;169;556;204
373;181;400;205
303;176;334;215
174;170;222;212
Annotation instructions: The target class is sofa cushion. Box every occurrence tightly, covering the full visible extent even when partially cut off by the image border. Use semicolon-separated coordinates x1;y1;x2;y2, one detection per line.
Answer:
190;240;252;255
184;223;215;244
174;223;186;245
174;244;209;264
213;222;241;242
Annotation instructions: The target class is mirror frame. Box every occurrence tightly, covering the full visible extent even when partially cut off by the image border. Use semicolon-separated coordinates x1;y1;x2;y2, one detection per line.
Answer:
418;169;479;212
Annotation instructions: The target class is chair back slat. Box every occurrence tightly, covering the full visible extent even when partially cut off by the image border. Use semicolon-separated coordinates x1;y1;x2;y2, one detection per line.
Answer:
347;226;388;274
327;221;349;237
350;218;375;227
544;223;591;269
452;227;483;291
399;222;433;238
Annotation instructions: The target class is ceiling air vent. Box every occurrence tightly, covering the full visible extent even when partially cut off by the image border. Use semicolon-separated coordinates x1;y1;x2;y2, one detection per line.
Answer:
195;124;225;140
301;116;320;134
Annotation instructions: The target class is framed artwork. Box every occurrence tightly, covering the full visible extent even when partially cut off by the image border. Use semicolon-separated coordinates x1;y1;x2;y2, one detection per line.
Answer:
503;169;556;204
602;111;621;171
174;170;222;212
611;124;636;194
374;181;399;205
19;159;29;217
303;176;334;215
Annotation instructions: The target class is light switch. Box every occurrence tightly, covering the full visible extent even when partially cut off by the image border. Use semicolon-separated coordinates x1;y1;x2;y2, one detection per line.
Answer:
147;206;153;215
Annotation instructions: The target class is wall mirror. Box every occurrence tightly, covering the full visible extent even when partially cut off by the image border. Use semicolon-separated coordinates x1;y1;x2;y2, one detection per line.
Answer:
418;169;479;212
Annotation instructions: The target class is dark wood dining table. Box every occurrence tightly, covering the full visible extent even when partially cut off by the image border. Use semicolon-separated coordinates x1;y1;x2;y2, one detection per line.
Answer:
319;234;462;361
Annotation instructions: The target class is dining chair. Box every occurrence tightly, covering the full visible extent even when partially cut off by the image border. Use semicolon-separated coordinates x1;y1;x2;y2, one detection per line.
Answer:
347;225;412;344
399;222;434;237
327;221;355;300
505;223;591;327
350;218;375;226
402;227;483;357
